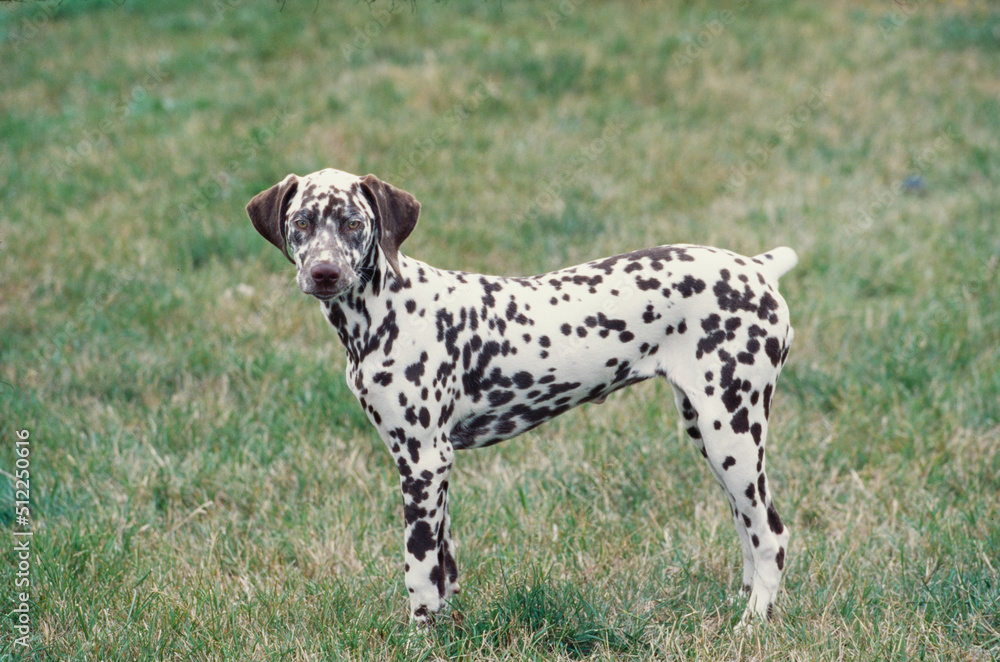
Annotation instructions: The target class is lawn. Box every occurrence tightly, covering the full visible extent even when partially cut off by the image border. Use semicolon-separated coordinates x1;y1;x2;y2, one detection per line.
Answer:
1;0;999;659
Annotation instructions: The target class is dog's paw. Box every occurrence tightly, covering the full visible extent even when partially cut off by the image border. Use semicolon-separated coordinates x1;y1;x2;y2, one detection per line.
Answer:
735;600;776;634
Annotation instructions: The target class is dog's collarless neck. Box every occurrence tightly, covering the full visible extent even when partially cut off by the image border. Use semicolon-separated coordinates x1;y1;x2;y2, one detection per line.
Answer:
323;253;405;365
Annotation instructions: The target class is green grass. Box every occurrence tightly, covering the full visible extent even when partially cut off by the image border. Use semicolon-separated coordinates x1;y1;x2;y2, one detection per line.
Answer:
2;0;999;659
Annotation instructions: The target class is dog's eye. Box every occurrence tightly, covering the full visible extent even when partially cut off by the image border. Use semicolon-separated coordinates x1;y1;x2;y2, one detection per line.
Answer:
295;219;309;229
347;220;361;230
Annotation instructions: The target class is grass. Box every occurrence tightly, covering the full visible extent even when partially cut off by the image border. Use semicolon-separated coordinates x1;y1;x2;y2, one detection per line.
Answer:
1;0;999;659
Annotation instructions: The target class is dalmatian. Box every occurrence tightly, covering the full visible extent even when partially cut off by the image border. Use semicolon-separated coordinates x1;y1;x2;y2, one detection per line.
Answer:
245;168;797;627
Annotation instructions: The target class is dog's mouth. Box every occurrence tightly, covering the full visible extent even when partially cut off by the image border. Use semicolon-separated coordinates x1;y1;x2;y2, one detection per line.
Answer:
306;287;345;301
300;279;349;301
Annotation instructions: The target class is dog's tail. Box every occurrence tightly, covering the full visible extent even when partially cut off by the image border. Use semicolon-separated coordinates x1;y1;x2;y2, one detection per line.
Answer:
753;246;798;281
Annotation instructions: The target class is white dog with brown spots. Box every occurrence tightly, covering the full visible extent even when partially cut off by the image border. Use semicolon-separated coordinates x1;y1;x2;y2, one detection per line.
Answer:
246;168;797;628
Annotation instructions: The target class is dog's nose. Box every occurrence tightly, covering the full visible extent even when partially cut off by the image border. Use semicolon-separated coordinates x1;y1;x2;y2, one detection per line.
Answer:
310;263;341;286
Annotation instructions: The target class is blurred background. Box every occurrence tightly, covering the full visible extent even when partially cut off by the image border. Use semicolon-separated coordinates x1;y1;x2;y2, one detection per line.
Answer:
1;1;998;659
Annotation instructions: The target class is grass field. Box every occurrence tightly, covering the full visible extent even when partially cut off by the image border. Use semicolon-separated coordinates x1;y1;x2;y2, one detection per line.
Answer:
2;0;999;659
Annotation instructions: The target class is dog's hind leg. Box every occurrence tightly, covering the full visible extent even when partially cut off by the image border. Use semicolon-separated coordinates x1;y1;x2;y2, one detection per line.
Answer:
670;383;790;624
671;385;756;596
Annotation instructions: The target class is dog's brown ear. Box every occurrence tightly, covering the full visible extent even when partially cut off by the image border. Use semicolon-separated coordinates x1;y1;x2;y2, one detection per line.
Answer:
246;174;299;263
360;174;420;276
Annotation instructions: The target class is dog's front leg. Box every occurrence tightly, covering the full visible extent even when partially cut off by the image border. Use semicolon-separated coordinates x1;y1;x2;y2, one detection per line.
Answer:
395;438;456;624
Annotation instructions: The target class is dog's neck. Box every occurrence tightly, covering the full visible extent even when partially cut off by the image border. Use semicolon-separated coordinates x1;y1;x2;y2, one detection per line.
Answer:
322;249;408;366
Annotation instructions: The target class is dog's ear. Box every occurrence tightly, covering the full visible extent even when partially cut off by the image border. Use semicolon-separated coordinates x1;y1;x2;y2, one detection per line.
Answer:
359;174;420;276
246;174;299;263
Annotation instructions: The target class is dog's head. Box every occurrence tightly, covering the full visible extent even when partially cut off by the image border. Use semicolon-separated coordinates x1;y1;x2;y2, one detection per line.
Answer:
246;168;420;300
